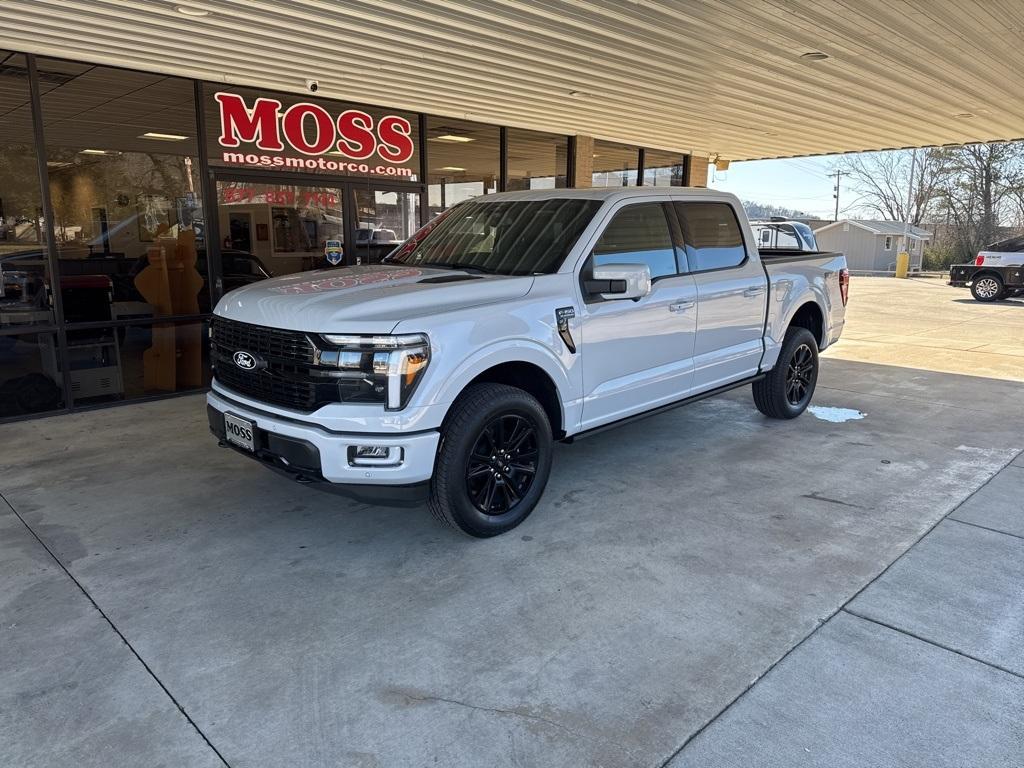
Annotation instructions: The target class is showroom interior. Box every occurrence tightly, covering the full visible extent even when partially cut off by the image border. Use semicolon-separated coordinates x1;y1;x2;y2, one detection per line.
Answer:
0;50;696;421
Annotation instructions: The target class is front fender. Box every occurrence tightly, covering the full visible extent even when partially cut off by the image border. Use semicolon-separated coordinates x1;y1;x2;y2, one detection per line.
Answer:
427;338;581;431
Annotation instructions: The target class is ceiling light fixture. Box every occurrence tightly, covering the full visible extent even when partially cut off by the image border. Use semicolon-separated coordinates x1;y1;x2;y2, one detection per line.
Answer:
139;131;189;141
431;134;474;143
952;112;975;119
800;51;829;61
437;166;466;171
79;149;108;155
175;4;210;16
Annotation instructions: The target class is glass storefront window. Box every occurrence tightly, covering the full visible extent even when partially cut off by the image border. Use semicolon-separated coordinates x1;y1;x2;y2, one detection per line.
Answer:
506;128;568;191
39;60;204;322
204;85;419;182
0;52;52;332
643;148;688;186
591;140;639;187
115;320;210;401
427;117;499;215
353;189;421;265
216;181;343;275
0;332;64;416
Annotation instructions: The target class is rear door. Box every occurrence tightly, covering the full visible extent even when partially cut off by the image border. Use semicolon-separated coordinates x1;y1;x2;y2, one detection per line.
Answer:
672;201;767;392
578;201;698;429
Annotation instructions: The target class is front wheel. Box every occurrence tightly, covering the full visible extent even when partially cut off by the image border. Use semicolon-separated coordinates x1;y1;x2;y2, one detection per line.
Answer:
429;383;553;537
971;275;1003;302
752;327;819;419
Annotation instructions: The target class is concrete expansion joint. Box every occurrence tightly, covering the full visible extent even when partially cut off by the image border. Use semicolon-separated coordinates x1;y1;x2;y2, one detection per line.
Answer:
0;489;234;768
840;608;1024;682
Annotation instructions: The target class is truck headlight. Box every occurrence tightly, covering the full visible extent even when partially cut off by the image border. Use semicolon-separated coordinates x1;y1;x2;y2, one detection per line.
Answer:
318;333;430;410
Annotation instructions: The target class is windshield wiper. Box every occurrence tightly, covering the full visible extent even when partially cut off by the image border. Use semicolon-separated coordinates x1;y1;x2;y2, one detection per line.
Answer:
421;261;497;274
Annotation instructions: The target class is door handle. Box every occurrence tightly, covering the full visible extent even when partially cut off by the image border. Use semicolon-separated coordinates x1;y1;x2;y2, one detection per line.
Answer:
743;286;765;297
668;300;695;312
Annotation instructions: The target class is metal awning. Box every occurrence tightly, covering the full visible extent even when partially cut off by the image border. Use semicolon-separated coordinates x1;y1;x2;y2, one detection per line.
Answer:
2;0;1022;160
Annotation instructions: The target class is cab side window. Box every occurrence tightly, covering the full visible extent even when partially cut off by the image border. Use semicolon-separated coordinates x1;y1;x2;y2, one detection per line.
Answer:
591;203;677;280
674;202;746;271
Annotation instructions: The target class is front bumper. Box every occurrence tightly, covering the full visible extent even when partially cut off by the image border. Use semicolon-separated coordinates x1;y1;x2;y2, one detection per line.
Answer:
207;390;439;505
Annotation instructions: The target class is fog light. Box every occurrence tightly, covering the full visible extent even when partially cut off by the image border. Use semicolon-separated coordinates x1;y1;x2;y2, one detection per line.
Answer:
349;445;403;467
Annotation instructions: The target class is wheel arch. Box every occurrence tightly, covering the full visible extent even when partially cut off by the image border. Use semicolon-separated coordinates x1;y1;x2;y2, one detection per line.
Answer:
786;300;825;347
430;341;573;439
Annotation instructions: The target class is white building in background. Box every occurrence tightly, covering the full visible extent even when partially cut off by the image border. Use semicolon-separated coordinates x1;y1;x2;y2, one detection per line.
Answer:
814;220;931;272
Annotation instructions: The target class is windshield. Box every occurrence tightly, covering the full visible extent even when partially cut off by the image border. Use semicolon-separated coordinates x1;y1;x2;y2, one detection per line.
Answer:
386;198;601;276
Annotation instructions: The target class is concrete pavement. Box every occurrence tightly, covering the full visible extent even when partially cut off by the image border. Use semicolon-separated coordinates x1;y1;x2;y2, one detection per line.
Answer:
1;277;1022;767
825;276;1024;382
671;460;1024;767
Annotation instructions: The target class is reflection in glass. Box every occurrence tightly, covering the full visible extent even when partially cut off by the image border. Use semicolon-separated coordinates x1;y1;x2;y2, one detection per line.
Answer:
217;182;343;274
39;60;204;323
388;198;601;276
353;189;421;265
0;332;65;416
643;149;688;187
591;140;639;187
115;321;210;400
427;117;499;214
506;128;568;191
0;52;52;331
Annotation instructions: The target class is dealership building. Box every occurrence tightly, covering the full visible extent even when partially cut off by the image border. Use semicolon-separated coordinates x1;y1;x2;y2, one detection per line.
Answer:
1;1;1021;421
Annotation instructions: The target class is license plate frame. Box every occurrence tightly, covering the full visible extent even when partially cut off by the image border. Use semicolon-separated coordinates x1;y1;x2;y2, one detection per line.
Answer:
223;412;256;452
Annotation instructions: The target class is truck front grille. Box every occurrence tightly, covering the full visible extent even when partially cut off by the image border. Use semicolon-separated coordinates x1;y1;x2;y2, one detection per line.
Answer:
210;318;333;412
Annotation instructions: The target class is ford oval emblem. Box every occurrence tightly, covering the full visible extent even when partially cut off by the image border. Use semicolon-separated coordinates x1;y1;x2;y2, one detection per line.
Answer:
233;350;260;370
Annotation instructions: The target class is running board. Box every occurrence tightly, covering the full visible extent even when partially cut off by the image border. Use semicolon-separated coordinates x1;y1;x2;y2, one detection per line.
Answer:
566;375;765;442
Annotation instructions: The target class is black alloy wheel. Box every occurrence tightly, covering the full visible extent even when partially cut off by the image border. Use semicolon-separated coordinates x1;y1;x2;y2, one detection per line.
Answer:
429;382;553;537
465;414;539;515
785;343;815;407
752;326;819;419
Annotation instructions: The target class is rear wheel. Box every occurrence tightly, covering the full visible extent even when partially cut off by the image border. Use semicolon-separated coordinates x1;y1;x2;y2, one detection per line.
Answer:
971;275;1003;302
429;383;553;537
752;327;819;419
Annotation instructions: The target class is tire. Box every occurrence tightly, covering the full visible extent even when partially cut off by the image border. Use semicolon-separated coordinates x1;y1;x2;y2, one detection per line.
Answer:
429;383;553;538
971;274;1003;302
752;327;819;419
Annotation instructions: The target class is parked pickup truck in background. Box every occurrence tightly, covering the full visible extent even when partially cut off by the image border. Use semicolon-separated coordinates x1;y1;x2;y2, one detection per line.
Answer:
949;236;1024;301
207;188;849;537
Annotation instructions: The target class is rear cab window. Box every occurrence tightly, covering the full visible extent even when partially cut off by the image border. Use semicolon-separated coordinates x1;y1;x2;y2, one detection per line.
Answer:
674;202;747;272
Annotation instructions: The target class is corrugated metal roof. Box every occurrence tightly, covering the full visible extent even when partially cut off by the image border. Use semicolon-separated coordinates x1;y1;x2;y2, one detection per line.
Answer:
2;0;1023;161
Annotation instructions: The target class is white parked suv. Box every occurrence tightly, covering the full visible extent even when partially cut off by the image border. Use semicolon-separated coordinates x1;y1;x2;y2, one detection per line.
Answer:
208;188;849;537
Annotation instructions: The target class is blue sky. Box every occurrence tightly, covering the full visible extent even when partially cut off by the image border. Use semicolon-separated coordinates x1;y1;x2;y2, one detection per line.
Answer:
707;155;847;219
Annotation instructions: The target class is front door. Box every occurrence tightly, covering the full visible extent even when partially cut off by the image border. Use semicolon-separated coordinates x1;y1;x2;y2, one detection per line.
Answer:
579;201;698;431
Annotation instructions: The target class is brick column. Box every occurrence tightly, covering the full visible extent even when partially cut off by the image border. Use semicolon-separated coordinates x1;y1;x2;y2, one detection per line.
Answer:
686;155;710;187
571;135;594;188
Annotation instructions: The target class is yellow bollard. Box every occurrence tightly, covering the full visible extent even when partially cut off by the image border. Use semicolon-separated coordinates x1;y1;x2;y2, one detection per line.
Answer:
895;251;910;279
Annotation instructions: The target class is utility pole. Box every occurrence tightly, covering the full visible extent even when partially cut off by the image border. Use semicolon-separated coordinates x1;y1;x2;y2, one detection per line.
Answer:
900;149;919;254
831;170;845;222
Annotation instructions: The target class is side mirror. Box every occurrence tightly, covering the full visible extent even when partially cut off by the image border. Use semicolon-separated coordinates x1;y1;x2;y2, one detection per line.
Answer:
584;262;652;300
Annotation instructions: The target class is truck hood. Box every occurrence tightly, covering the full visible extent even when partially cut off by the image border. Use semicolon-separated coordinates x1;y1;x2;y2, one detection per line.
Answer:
213;264;534;333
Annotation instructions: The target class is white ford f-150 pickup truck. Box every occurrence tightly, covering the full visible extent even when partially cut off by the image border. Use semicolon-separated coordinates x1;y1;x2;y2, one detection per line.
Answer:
208;188;848;537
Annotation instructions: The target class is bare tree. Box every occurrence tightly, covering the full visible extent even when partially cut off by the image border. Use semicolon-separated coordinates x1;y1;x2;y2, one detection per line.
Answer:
933;143;1024;261
836;147;951;225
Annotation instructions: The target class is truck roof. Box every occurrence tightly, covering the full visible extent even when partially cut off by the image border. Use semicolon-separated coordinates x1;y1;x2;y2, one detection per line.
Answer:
466;187;743;205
